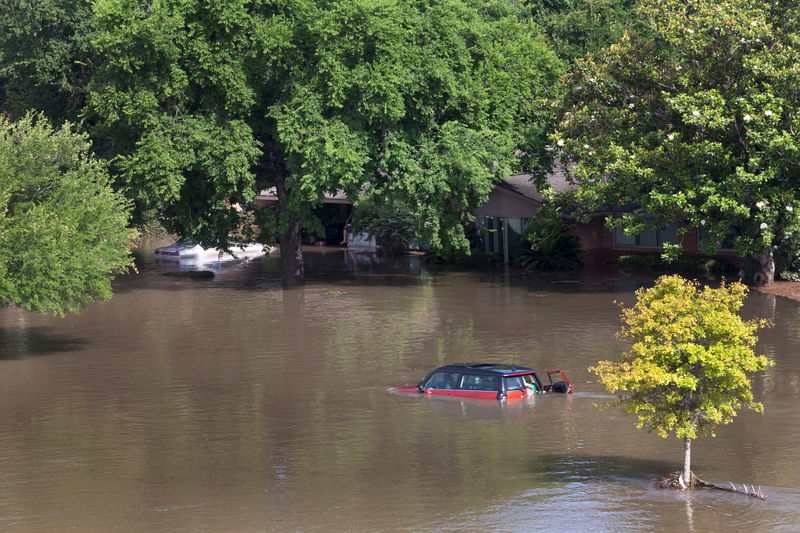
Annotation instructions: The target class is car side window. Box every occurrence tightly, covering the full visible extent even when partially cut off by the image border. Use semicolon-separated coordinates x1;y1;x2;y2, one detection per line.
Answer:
460;374;481;390
483;376;500;391
461;375;500;391
505;376;525;391
522;374;539;392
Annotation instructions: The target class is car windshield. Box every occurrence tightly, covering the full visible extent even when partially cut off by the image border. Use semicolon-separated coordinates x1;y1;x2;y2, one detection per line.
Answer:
173;237;197;247
422;372;459;389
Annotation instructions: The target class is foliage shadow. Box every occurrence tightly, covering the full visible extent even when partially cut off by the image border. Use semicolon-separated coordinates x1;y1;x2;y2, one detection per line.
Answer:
0;327;89;360
526;453;683;484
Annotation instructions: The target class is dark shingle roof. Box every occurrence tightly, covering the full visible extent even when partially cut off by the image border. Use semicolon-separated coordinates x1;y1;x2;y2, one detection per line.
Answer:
256;164;573;207
497;164;572;203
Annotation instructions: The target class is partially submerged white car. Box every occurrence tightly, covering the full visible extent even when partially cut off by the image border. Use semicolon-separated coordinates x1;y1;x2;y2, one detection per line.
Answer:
154;237;270;260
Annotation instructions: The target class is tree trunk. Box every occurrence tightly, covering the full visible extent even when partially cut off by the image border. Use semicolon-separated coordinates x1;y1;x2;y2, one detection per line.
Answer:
682;437;692;488
279;219;304;287
275;172;305;288
746;245;774;287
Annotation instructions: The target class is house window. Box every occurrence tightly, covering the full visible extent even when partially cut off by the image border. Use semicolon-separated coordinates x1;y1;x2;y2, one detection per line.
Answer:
614;223;678;248
476;216;502;254
506;218;526;255
476;216;528;264
699;228;736;251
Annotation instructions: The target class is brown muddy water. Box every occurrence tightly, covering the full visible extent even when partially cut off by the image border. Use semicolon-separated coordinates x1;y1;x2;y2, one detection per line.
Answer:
1;247;799;532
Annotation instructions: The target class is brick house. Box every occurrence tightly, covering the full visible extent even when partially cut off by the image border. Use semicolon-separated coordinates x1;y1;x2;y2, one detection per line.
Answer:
254;173;738;266
473;172;739;267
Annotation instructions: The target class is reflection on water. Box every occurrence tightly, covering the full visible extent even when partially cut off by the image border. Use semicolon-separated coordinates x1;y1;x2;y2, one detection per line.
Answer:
390;391;550;421
0;247;799;532
0;322;88;360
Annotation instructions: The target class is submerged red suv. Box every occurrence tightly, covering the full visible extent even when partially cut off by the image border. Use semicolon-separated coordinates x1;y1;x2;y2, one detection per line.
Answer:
393;362;573;400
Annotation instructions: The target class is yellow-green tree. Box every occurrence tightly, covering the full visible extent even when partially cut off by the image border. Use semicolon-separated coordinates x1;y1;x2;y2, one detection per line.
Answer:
591;275;772;488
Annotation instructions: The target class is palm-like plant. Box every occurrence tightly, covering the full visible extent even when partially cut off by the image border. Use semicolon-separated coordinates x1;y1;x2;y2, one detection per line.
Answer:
516;219;584;271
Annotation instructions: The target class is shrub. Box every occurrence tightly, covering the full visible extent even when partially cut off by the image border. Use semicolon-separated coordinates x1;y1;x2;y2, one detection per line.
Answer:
618;253;732;277
516;219;584;271
353;198;418;254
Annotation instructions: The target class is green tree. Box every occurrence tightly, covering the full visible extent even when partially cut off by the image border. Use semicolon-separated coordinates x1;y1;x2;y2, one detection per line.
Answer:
590;275;772;488
88;0;562;287
530;0;639;62
553;0;800;286
0;0;96;123
0;114;136;316
352;196;418;255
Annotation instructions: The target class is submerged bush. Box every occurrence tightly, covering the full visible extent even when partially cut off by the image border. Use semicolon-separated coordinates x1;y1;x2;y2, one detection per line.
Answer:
423;223;501;267
618;253;733;277
353;198;418;255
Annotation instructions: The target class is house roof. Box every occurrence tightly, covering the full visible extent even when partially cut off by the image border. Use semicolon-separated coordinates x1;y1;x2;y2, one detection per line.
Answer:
497;165;572;203
498;174;541;201
254;164;573;208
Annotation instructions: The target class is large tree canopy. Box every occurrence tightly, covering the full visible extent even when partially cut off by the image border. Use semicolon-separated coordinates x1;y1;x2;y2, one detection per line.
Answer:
554;0;800;285
88;0;563;285
530;0;639;62
0;114;135;316
0;0;95;123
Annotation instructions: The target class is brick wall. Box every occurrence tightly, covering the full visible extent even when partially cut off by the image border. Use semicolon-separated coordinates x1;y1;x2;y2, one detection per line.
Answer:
569;216;740;267
568;217;614;264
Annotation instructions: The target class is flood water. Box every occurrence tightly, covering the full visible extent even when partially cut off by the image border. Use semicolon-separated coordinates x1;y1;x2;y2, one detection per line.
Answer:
1;248;799;532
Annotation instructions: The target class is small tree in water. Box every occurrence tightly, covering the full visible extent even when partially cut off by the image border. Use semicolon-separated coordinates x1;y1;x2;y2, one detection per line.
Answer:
590;275;772;488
